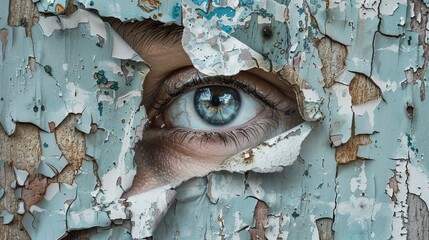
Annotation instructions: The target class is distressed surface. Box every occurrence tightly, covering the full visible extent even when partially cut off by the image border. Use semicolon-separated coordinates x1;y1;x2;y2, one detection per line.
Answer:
1;0;429;239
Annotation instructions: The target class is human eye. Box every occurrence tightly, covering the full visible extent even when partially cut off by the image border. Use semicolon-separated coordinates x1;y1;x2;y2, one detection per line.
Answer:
132;67;303;192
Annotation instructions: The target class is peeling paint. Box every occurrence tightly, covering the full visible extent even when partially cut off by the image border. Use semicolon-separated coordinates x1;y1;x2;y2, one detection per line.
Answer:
1;0;429;239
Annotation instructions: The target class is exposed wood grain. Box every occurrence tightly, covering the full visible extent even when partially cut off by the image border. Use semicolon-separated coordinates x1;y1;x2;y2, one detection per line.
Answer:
8;0;39;36
336;134;371;164
336;71;381;164
316;218;335;240
406;193;429;240
249;200;268;240
349;73;382;105
317;37;347;88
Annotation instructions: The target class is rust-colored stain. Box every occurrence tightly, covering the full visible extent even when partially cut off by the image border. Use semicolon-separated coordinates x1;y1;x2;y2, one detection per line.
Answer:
138;0;161;13
1;28;8;61
55;4;65;14
242;151;254;164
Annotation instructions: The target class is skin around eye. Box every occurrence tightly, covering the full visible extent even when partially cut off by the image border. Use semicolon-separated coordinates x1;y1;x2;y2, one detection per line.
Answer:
107;19;303;195
128;67;304;194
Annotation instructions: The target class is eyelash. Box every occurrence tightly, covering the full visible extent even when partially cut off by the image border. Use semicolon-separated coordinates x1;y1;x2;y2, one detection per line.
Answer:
147;74;287;146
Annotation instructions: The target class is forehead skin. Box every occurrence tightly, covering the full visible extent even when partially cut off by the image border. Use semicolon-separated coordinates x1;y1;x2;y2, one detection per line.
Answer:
108;18;296;106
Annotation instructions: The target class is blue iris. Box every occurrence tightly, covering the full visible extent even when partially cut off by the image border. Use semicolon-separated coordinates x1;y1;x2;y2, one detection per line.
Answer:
194;86;241;125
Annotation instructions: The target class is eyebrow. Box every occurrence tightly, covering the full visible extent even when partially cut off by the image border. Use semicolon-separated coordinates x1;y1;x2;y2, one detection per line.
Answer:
106;18;183;49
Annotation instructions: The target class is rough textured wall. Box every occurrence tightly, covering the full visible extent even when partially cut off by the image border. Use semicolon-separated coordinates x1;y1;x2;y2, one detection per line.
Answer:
0;0;428;239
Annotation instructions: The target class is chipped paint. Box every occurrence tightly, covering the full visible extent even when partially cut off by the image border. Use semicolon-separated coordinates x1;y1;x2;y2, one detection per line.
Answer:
1;0;429;239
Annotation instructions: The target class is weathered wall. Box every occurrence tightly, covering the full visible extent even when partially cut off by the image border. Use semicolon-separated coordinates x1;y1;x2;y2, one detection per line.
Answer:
1;0;429;239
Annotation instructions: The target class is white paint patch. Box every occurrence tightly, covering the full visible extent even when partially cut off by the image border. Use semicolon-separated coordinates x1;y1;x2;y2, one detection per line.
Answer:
38;9;106;38
99;61;123;75
65;82;93;113
310;215;319;240
370;76;398;93
332;83;353;116
377;44;399;53
329;0;347;12
17;201;25;215
232;212;246;240
44;183;60;201
258;15;272;24
181;3;274;76
350;161;367;193
247;174;266;199
14;167;29;186
29;205;46;213
96;108;138;203
388;160;408;240
116;91;141;108
111;27;144;62
379;1;402;15
207;173;245;202
265;215;289;239
266;0;288;22
352;98;382;128
337;196;382;228
127;187;176;239
355;0;380;20
408;164;429;209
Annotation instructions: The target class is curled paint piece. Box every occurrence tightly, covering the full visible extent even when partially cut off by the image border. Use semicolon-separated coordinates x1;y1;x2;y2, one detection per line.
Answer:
10;180;16;190
38;132;69;178
218;122;313;173
23;183;77;240
34;0;68;14
127;187;176;238
14;167;29;186
1;210;13;225
17;201;25;215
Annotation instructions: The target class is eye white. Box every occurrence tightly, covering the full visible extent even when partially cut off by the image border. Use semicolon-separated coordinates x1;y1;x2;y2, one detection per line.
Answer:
167;88;264;131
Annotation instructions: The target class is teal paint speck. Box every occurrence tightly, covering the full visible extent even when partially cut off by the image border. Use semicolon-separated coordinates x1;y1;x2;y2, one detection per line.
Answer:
172;3;180;20
192;0;208;5
292;210;300;218
240;0;254;7
89;1;94;6
44;65;52;76
43;143;48;148
98;102;103;116
109;81;119;91
94;70;108;85
298;8;305;15
33;106;39;112
200;7;236;20
219;23;233;33
41;105;45;111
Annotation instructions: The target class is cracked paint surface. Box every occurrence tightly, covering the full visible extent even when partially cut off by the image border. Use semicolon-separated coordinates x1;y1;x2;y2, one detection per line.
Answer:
1;0;429;239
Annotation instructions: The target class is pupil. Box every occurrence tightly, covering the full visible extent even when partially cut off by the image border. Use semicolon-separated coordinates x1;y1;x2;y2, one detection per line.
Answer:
211;96;220;107
194;86;241;125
